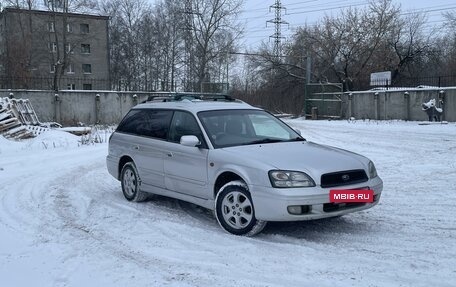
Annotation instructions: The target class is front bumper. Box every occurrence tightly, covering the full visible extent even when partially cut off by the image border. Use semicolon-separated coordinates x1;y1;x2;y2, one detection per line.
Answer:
250;177;383;221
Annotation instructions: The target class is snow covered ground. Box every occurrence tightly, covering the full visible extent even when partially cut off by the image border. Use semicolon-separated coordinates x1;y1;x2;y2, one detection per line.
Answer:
0;120;455;287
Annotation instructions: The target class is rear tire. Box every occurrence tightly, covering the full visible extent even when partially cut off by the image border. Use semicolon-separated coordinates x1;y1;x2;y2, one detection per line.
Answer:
120;162;148;202
215;181;266;236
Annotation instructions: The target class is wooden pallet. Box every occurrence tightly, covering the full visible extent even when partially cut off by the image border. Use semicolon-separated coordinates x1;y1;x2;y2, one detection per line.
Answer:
0;98;44;139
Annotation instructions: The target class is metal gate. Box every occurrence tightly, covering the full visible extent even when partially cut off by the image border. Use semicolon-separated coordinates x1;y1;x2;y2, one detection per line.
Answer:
305;83;343;119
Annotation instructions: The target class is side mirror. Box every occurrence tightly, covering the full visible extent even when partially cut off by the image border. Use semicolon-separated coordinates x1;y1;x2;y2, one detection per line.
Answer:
180;135;200;147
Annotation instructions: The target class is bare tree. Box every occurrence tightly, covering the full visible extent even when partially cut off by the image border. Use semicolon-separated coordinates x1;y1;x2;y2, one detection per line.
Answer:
102;0;181;91
146;0;184;91
440;11;456;75
190;0;243;91
99;0;149;90
0;0;36;9
443;11;456;28
279;0;400;90
387;12;433;81
102;0;243;92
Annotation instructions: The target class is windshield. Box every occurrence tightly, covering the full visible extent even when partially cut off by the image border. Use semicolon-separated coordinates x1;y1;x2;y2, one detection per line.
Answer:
198;109;303;148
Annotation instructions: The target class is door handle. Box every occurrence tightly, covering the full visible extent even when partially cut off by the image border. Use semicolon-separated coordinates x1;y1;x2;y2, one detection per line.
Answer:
167;152;173;157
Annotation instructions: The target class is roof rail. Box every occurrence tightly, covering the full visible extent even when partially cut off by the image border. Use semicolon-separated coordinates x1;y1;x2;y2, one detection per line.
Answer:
143;92;238;103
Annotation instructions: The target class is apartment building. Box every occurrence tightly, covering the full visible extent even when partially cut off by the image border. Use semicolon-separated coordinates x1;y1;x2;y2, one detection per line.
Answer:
0;7;110;90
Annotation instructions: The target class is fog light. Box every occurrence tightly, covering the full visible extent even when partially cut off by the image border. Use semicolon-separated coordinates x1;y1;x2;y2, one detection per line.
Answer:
287;205;302;215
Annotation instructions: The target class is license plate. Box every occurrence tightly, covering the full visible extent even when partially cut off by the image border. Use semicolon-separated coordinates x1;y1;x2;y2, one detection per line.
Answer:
329;189;374;203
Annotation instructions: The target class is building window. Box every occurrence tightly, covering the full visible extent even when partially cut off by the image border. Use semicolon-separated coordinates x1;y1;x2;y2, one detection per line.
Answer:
67;63;74;74
67;83;76;90
49;42;57;53
81;44;91;54
66;23;73;33
82;64;92;74
83;83;92;90
65;43;73;54
48;22;55;32
50;64;55;73
80;23;89;34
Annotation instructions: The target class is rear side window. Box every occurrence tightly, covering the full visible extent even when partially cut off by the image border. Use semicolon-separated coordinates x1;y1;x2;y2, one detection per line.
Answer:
117;109;173;140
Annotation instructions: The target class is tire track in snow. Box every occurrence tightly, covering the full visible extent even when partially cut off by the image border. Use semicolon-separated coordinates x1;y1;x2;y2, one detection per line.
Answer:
34;153;335;286
31;144;456;287
0;147;106;235
36;158;253;286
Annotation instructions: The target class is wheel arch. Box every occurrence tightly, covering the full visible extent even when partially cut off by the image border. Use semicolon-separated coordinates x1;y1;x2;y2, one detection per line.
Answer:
118;155;134;179
213;171;248;199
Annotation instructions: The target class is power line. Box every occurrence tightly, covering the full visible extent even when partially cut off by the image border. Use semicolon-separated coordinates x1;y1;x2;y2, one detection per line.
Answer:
239;0;364;20
286;0;364;12
401;5;456;16
286;1;369;16
240;0;456;49
400;3;456;15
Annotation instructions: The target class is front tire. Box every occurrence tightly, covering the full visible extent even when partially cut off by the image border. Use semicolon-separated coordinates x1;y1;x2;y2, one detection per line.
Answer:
215;182;266;236
120;162;148;202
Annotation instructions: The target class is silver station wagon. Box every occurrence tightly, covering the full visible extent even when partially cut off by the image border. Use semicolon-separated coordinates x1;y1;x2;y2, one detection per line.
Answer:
107;95;383;236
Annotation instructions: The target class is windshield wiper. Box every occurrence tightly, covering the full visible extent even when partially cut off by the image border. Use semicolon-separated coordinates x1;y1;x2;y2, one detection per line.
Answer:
288;137;306;142
242;136;306;146
243;138;286;145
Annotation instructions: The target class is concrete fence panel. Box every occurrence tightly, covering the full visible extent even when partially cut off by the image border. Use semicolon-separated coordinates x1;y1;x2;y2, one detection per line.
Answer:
315;87;455;122
2;88;456;125
0;90;155;126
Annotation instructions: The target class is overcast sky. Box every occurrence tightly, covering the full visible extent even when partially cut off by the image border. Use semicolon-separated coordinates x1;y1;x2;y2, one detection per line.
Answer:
240;0;456;49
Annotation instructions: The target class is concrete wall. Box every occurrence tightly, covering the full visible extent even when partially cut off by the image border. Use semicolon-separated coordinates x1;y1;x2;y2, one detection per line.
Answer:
326;88;456;122
0;90;152;126
2;88;456;126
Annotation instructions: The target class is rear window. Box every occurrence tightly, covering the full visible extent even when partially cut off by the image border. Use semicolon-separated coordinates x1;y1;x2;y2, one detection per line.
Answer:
117;109;173;140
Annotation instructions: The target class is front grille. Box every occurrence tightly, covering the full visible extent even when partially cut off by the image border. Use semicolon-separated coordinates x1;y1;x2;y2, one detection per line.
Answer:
323;202;366;212
321;169;368;188
323;193;379;213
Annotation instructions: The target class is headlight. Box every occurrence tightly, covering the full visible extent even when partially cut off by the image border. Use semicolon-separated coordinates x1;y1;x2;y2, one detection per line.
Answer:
269;170;315;188
368;161;378;179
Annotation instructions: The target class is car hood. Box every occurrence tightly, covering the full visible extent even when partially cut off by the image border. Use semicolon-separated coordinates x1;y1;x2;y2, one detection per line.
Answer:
221;141;369;184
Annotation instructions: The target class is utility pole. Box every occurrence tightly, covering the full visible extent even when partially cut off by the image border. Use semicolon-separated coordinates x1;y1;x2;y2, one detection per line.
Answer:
266;0;288;60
